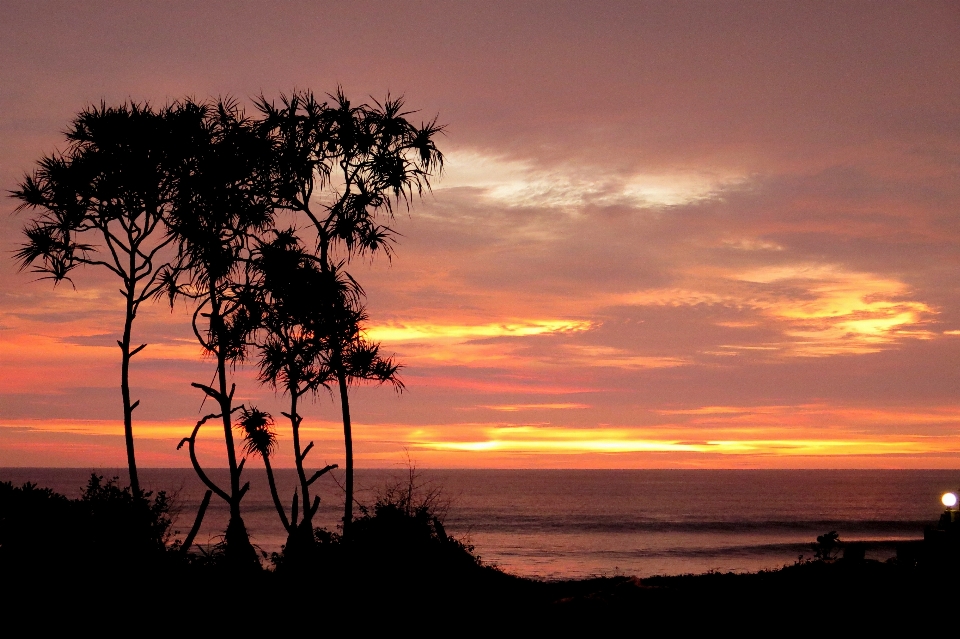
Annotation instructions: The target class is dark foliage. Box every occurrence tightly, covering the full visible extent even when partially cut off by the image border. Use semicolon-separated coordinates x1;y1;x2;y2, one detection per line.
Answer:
0;474;173;575
271;472;478;577
345;496;481;576
813;530;842;561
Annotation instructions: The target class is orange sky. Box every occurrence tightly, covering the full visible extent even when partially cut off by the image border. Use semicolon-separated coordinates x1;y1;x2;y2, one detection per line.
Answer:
2;2;960;468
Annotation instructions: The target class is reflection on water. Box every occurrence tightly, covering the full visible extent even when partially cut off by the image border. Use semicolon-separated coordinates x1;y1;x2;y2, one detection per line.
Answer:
1;468;954;579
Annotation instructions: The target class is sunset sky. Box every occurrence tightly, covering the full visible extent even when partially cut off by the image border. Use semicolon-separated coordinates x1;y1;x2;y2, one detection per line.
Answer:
2;1;960;469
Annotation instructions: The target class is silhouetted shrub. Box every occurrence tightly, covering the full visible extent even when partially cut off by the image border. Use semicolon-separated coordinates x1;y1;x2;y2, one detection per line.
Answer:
813;530;842;561
79;474;173;556
339;478;483;603
0;474;175;575
271;471;481;592
349;496;477;570
0;481;72;569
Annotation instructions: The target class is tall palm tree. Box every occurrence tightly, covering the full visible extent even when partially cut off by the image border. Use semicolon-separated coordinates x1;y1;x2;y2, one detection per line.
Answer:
162;98;273;565
254;230;393;543
12;103;179;496
256;89;442;535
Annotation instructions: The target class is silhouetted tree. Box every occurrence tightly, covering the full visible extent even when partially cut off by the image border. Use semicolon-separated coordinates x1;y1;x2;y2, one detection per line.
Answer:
236;406;290;531
12;103;180;496
163;98;273;566
257;89;442;534
254;230;391;547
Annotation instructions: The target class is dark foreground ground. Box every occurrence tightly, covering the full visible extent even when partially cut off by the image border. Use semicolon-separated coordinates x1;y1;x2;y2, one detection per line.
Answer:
2;476;957;631
4;557;957;632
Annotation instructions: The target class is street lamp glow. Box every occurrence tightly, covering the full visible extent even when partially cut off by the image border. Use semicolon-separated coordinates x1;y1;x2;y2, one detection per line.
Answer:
942;492;958;508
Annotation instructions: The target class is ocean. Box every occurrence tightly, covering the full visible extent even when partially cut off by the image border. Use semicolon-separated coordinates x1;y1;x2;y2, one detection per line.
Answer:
1;468;955;579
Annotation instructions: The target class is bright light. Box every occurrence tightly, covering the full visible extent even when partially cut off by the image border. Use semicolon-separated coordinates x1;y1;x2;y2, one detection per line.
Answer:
942;493;958;508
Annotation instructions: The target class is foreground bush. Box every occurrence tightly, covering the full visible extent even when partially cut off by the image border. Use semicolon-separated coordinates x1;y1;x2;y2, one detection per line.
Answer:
0;475;174;574
272;478;483;585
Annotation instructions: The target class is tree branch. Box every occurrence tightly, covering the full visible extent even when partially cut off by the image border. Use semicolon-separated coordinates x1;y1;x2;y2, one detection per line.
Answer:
79;258;125;280
191;382;223;403
177;416;230;503
281;411;303;426
306;464;338;486
298;441;314;462
179;489;212;555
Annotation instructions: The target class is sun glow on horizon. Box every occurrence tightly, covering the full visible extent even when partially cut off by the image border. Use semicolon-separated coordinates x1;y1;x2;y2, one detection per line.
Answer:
413;424;958;457
9;401;960;468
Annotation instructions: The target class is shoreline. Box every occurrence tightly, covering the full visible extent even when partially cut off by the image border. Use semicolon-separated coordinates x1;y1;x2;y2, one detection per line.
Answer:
1;466;950;579
2;473;957;628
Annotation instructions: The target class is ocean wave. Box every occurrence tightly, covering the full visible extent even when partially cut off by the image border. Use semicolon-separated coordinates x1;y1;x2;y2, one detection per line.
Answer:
495;539;909;562
617;539;907;559
445;514;930;535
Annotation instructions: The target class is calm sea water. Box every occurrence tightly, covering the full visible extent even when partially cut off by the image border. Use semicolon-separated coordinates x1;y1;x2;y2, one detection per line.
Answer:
1;468;955;579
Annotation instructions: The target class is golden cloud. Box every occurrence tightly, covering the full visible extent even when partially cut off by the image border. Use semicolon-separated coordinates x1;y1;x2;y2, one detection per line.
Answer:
438;150;747;209
622;263;937;357
366;319;593;342
364;319;596;369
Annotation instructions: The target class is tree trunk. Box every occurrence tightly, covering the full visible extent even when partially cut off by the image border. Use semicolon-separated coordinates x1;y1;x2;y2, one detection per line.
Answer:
290;392;312;525
180;489;213;555
338;369;354;537
119;292;140;497
217;353;241;516
210;284;256;566
262;454;290;532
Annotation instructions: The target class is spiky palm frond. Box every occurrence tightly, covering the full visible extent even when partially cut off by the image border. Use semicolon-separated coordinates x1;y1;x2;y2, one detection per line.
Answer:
151;262;187;308
162;97;277;367
15;223;59;268
256;89;442;263
410;116;445;175
344;339;404;392
236;406;277;458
